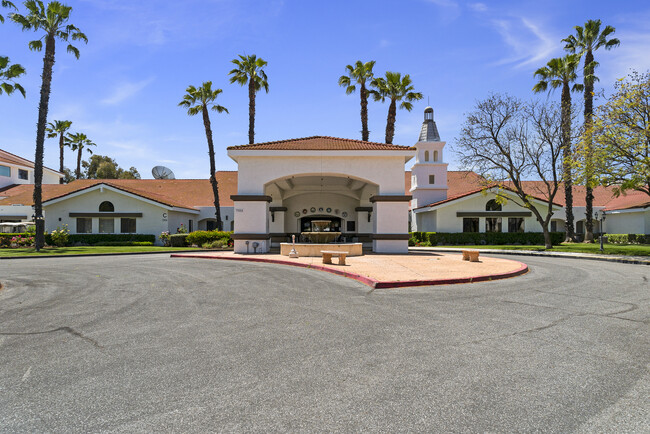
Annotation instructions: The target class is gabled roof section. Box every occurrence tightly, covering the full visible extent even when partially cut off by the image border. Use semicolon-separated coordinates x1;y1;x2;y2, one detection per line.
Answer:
227;136;415;151
0;149;62;174
604;190;650;211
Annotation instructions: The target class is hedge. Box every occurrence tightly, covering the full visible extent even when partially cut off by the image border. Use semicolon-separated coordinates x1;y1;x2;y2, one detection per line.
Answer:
93;241;154;246
605;234;650;244
51;233;156;245
185;230;233;247
170;234;189;247
0;233;31;247
410;232;565;246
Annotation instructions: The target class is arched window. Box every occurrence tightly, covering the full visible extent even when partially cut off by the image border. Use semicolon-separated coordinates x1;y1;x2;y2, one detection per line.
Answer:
99;201;114;212
486;199;502;211
433;150;438;162
424;150;429;161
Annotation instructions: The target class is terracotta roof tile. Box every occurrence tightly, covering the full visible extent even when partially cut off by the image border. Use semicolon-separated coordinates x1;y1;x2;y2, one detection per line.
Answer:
603;190;650;211
227;136;415;151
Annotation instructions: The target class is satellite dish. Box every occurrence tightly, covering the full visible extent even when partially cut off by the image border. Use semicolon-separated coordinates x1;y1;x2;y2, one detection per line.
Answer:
152;166;175;179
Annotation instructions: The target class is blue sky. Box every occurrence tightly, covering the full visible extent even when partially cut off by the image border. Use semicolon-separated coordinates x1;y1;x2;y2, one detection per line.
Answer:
2;0;649;179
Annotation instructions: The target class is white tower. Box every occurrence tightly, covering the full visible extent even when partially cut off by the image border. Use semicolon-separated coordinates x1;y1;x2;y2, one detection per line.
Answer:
410;106;448;211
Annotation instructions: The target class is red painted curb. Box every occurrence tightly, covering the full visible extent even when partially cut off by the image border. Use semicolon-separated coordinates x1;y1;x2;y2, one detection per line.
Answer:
170;254;528;289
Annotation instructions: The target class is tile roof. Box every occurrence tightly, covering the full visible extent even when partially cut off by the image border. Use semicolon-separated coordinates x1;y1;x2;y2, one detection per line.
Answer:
0;171;239;210
227;136;415;151
603;190;650;211
0;149;62;174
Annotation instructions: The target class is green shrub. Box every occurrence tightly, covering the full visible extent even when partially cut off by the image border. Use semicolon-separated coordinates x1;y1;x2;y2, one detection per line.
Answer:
49;225;70;247
186;230;233;247
0;233;30;248
170;234;189;247
201;239;228;249
606;234;650;244
409;232;565;246
93;241;154;246
52;234;156;245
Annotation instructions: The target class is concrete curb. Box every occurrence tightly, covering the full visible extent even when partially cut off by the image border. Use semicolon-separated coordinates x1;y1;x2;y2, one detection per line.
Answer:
170;253;529;289
0;249;210;260
409;247;650;265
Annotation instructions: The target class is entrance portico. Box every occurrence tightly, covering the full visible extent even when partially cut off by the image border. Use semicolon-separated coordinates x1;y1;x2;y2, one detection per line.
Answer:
227;136;414;254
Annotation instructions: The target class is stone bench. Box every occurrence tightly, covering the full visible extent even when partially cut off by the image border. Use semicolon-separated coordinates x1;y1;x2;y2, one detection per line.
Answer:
321;250;347;266
462;250;480;262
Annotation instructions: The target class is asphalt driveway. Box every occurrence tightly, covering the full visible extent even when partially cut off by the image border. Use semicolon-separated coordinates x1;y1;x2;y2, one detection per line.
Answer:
1;254;648;432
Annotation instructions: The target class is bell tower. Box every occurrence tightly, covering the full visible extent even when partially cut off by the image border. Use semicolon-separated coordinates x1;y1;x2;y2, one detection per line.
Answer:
410;106;448;210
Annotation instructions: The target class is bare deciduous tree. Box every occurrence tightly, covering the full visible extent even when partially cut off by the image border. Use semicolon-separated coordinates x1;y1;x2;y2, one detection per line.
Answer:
454;94;570;249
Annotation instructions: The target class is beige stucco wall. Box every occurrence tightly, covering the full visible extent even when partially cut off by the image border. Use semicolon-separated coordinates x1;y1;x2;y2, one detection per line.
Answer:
43;187;198;244
416;192;552;233
605;210;648;234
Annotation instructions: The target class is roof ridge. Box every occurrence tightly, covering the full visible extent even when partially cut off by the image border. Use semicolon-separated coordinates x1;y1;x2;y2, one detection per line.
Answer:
227;135;413;150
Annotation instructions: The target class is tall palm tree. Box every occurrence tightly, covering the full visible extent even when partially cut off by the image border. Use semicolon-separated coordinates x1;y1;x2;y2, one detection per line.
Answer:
0;56;25;96
179;82;229;230
338;60;376;141
228;54;268;144
533;54;584;242
0;0;17;22
67;132;95;179
46;119;71;182
563;19;620;242
11;0;86;250
370;72;423;144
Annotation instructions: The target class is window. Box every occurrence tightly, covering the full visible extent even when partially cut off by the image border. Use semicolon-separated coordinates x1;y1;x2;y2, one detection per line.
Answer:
551;221;557;232
347;220;356;232
576;221;584;234
189;220;193;232
120;218;136;233
429;175;435;185
424;150;429;161
463;217;479;233
486;199;502;211
433;150;438;162
486;217;502;232
99;218;114;233
508;218;524;233
18;169;28;180
99;201;114;212
0;165;10;177
76;218;92;233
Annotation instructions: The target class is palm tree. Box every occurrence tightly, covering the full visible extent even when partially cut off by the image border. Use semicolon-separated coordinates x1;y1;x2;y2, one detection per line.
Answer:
563;19;620;242
0;0;17;22
370;72;423;144
67;132;95;179
46;119;71;182
1;2;25;97
228;54;268;144
533;54;584;242
179;82;229;230
338;60;376;141
11;0;87;250
0;56;25;96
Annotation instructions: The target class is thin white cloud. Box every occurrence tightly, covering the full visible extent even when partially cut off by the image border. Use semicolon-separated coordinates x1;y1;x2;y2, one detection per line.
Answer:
425;0;461;20
599;31;650;83
490;17;559;69
101;77;155;105
468;2;487;12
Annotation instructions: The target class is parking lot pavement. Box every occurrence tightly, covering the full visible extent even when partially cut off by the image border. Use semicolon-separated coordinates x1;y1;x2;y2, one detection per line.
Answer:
1;254;648;432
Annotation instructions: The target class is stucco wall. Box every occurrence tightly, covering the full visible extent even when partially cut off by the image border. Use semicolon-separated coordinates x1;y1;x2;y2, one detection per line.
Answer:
43;187;197;244
417;192;551;233
236;155;408;195
605;211;647;234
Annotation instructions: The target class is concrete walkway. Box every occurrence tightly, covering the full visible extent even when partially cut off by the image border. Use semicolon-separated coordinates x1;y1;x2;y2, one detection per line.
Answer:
171;251;528;288
410;246;650;265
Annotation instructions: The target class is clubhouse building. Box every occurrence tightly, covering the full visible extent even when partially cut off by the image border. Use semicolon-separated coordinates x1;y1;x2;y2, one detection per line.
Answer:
1;107;649;252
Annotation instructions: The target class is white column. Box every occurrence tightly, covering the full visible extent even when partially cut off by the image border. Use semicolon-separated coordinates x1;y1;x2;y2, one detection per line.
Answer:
232;195;271;253
371;196;411;254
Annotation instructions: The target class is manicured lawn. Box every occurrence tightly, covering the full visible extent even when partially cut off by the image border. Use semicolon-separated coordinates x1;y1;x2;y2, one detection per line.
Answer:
0;246;200;257
433;243;650;256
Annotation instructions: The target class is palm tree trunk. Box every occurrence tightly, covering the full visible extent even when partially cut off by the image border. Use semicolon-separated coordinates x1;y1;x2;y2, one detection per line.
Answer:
584;49;595;242
202;104;222;231
59;132;64;184
33;33;56;251
561;82;575;242
360;83;369;141
76;147;82;179
248;78;255;144
385;99;397;144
